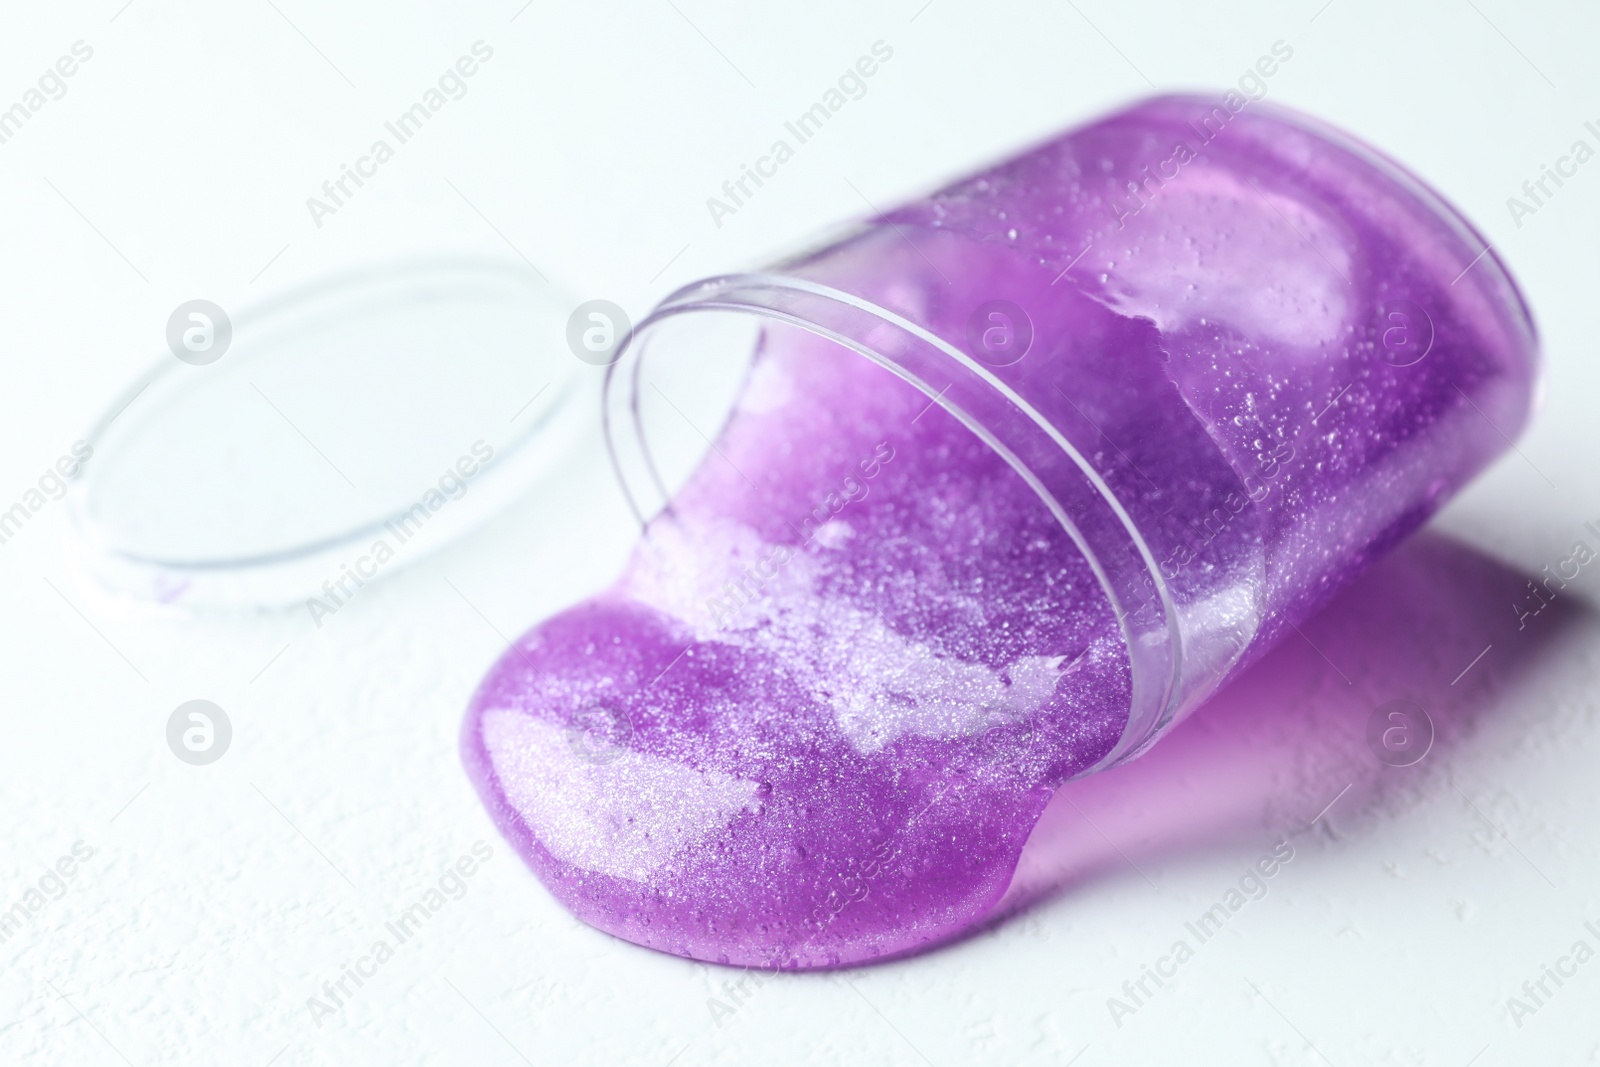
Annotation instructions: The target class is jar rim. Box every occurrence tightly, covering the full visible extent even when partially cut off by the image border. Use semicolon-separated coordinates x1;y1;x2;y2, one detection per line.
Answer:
601;270;1184;776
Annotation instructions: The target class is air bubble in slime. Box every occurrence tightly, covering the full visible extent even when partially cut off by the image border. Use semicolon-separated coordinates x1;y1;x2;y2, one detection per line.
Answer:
462;95;1537;969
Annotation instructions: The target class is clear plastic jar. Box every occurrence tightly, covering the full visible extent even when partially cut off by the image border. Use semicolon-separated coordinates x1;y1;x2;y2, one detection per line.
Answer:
604;93;1538;776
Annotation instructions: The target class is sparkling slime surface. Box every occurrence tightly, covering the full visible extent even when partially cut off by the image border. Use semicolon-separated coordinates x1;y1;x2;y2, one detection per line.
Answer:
464;97;1536;969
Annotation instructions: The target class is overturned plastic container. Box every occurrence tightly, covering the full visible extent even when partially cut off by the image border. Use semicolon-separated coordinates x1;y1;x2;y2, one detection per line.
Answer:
603;93;1539;777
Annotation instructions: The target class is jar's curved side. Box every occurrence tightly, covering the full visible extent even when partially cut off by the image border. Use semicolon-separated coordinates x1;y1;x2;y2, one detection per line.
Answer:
1091;95;1543;672
857;92;1541;736
1246;96;1538;364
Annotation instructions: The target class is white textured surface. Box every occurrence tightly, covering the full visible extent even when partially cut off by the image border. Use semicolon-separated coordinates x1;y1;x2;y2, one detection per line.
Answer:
2;1;1599;1064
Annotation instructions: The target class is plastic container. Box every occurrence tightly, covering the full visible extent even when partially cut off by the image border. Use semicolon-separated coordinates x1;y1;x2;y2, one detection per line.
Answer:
603;94;1538;779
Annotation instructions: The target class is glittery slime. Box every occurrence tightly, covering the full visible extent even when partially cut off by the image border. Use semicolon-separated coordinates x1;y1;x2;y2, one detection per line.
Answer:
463;96;1537;969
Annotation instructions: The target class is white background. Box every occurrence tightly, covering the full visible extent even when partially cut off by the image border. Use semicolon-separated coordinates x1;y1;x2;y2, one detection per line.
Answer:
2;0;1599;1064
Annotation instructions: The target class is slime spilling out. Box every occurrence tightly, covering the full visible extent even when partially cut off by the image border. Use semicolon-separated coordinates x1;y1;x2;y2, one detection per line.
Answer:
462;95;1537;969
464;331;1132;968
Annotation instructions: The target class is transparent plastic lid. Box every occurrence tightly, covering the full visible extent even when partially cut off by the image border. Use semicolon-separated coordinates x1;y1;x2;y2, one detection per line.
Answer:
67;258;595;607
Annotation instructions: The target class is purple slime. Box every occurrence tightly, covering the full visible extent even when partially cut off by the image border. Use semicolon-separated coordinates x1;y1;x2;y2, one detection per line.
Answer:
466;333;1131;968
463;95;1536;970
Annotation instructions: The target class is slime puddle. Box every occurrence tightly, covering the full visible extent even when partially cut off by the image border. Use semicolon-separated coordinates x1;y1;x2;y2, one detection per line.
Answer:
463;330;1132;969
